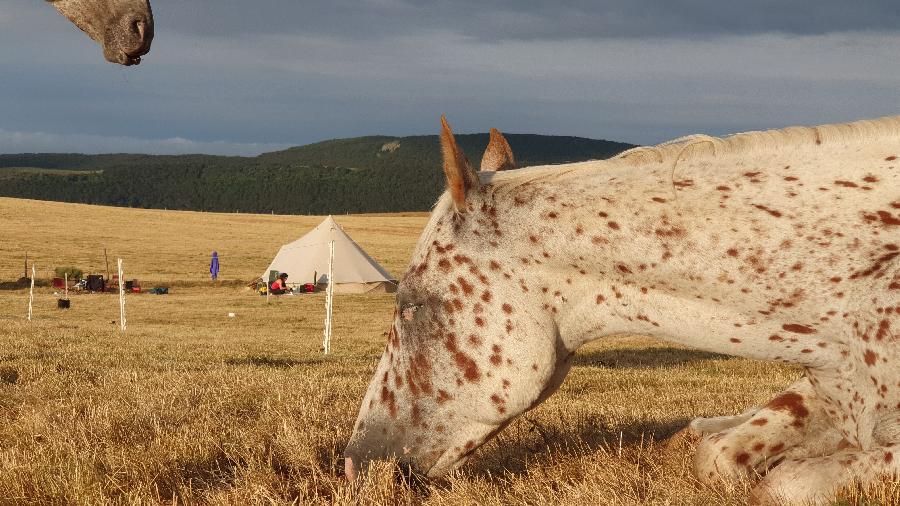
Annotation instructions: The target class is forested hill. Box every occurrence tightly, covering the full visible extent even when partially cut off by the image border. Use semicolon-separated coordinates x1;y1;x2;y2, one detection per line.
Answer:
0;133;634;214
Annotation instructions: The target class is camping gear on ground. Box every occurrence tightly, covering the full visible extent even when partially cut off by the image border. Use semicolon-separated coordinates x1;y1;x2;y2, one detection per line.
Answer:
86;275;105;292
147;287;169;295
131;280;141;293
261;216;397;294
284;282;315;294
210;251;220;281
52;277;65;289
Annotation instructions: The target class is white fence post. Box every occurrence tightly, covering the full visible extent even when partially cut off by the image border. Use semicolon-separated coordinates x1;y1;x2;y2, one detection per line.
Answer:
27;265;35;321
118;259;126;331
323;240;335;355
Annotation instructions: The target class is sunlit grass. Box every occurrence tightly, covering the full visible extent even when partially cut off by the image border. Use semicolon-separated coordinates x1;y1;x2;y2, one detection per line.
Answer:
0;198;894;504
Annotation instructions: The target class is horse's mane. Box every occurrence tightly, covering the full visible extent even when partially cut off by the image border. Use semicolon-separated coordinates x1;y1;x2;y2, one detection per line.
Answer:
482;115;900;190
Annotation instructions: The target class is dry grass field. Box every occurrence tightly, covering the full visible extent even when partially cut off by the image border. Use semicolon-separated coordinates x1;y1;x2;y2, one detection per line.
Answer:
0;197;896;505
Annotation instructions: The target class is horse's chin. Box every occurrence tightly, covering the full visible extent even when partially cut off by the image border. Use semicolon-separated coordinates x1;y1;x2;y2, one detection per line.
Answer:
424;446;473;478
103;46;147;66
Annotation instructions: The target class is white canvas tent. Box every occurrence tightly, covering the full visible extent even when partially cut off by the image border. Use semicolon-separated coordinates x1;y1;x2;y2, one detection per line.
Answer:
261;216;397;294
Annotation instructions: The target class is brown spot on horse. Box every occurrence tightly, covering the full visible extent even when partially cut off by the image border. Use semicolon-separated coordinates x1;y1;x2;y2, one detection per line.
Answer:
766;391;809;426
782;323;817;334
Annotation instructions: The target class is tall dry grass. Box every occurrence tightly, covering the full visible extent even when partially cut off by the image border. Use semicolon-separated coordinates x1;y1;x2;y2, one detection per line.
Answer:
0;198;894;505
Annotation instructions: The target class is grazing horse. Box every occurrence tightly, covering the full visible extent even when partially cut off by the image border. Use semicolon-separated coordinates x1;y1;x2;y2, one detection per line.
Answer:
47;0;153;65
345;115;900;504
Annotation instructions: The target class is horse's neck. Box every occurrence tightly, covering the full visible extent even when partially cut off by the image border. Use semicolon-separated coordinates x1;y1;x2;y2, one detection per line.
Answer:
497;161;850;367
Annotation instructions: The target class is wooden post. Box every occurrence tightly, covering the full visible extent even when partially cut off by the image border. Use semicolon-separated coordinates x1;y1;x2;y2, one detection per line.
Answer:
65;273;68;300
117;259;126;331
27;265;35;321
104;249;111;282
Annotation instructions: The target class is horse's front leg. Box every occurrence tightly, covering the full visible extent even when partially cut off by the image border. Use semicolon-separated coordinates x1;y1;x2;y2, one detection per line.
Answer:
691;376;844;485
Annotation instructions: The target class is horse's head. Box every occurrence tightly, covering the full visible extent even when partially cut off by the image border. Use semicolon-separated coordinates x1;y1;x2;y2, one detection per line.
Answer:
48;0;153;65
344;118;575;480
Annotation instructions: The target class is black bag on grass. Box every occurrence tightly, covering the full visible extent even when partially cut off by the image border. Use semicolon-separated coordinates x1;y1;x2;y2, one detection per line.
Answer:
86;275;105;292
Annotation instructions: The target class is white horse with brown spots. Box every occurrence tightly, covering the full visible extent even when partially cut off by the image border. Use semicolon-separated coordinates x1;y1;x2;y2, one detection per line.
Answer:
345;115;900;504
47;0;153;65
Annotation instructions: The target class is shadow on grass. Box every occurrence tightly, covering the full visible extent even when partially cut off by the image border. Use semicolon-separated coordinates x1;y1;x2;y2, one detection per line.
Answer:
153;451;242;502
224;355;322;369
467;415;694;478
307;416;698;498
0;366;18;385
574;347;729;369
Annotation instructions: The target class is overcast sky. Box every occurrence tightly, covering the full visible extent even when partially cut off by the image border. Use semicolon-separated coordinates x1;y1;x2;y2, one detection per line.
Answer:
1;1;898;155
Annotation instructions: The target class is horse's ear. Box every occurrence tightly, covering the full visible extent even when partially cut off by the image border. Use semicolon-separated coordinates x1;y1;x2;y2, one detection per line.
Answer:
481;128;517;172
440;116;480;212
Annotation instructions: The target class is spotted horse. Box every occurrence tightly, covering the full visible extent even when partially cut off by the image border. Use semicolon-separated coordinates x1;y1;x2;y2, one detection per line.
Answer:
344;115;900;504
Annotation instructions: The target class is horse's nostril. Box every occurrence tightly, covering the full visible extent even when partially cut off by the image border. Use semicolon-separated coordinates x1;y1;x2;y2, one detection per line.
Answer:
122;14;149;41
132;19;146;38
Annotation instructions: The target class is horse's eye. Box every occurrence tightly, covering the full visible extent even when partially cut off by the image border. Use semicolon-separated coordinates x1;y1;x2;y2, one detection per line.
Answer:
400;303;422;321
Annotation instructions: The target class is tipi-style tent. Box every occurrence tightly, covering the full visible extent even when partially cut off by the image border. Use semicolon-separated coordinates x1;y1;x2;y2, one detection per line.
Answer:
262;216;397;294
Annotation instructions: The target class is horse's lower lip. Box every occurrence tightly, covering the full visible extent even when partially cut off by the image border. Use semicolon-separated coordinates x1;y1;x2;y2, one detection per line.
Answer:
110;39;150;65
119;52;142;66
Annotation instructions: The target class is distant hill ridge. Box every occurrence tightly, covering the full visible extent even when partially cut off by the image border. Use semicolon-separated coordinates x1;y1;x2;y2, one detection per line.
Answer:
0;133;635;214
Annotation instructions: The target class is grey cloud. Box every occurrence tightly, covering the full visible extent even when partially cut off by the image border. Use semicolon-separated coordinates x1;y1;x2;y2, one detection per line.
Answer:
8;1;900;47
1;2;899;155
149;0;900;42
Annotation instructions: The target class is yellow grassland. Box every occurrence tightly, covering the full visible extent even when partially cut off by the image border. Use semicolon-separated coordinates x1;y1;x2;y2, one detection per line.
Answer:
0;198;894;505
